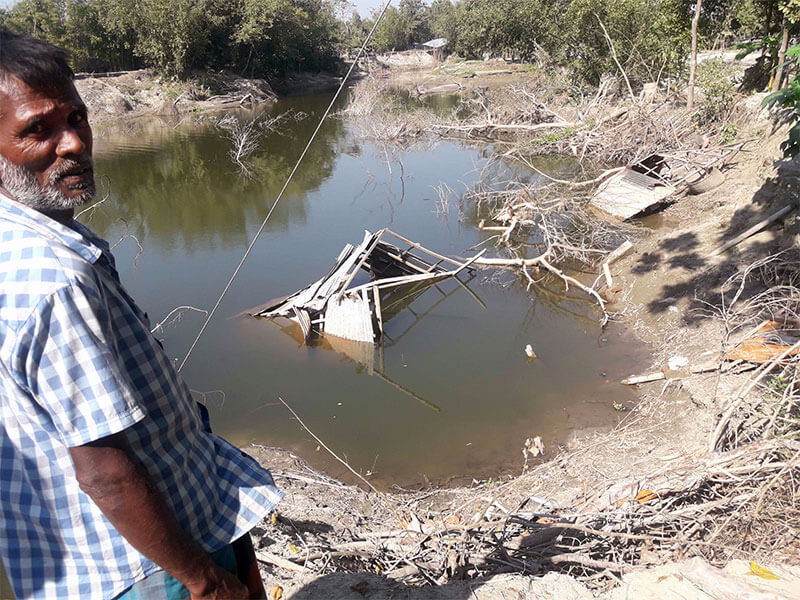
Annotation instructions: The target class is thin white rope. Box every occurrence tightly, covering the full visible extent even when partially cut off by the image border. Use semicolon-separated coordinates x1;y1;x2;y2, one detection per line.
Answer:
178;1;393;372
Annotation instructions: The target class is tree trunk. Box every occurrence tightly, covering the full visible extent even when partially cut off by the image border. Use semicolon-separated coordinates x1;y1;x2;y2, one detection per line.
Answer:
772;16;789;92
687;0;703;110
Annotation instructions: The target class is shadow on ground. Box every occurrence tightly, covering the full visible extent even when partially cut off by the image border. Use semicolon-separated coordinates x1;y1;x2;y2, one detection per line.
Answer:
631;153;800;324
280;570;588;599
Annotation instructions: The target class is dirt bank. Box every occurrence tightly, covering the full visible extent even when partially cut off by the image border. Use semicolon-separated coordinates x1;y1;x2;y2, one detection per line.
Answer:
75;69;343;122
238;64;800;599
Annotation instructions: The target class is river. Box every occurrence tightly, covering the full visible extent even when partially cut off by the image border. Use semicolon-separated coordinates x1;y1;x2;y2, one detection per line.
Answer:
84;91;648;487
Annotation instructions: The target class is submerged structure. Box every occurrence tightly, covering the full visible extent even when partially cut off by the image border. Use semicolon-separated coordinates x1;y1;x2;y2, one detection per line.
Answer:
253;228;483;345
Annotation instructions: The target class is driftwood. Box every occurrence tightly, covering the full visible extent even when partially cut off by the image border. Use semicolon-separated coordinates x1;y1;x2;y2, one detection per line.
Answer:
621;372;666;385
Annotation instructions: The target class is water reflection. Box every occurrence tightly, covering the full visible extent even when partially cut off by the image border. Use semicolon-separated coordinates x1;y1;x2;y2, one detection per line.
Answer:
87;96;346;251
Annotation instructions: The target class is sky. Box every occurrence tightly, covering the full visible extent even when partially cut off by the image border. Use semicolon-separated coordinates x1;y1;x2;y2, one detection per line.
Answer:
348;0;388;18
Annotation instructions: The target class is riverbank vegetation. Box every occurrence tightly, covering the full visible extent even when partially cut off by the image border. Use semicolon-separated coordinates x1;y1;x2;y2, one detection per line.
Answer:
1;0;798;95
354;0;790;88
0;0;341;76
4;0;799;597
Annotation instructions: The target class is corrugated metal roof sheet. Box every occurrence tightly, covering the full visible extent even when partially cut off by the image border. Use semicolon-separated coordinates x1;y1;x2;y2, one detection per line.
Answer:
423;38;447;48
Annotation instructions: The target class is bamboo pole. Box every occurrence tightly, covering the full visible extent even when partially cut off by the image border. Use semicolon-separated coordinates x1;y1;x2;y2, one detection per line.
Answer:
710;204;796;257
687;0;703;110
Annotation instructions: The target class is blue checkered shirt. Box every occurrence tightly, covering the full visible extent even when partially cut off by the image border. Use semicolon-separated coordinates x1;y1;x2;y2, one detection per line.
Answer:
0;194;282;599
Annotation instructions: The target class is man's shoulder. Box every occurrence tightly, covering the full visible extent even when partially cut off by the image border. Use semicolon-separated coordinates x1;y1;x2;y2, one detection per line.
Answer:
0;220;98;329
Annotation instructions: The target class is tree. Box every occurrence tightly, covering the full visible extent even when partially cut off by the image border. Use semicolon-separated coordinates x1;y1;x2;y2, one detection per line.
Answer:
428;0;459;46
231;0;339;74
455;0;565;61
688;0;704;109
564;0;689;88
368;6;407;52
1;0;67;46
93;0;210;77
398;0;430;45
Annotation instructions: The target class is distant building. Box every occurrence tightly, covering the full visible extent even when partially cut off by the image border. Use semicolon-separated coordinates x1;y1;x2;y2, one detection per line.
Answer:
413;38;448;62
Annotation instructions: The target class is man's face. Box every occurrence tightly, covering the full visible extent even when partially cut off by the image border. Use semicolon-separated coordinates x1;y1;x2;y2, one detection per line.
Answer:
0;74;94;212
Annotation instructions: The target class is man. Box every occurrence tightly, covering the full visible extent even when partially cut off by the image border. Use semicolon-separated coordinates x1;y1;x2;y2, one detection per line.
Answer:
0;30;281;599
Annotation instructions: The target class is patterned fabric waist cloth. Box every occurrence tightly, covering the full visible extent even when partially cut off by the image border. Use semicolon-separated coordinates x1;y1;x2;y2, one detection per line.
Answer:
112;534;263;600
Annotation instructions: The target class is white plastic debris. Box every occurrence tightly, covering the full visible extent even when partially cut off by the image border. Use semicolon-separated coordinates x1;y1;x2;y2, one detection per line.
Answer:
667;356;689;370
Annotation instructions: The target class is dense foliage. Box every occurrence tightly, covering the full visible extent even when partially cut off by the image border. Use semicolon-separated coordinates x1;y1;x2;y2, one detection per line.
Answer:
0;0;796;93
0;0;343;76
349;0;786;88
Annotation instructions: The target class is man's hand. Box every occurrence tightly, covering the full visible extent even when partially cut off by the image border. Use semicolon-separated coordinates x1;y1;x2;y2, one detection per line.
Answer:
188;564;249;599
69;431;253;597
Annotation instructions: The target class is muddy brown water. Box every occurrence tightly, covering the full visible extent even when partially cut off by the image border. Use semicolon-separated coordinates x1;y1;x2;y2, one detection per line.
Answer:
80;91;649;488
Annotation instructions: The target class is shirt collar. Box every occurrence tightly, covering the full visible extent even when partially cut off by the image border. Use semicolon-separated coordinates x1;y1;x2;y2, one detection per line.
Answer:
0;190;106;264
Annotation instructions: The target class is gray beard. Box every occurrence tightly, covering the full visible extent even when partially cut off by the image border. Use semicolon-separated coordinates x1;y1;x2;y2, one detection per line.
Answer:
0;155;95;212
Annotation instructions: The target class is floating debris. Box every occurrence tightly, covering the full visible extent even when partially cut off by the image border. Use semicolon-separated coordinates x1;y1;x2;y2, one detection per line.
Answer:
252;228;484;345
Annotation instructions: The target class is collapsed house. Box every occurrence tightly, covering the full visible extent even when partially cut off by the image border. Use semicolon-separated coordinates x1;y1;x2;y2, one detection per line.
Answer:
253;229;483;345
590;144;744;220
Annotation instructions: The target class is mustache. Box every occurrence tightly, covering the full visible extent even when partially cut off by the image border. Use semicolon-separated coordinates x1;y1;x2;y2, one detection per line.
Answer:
49;158;93;183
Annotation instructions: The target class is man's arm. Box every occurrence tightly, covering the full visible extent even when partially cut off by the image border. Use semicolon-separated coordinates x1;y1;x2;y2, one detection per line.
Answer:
69;432;249;600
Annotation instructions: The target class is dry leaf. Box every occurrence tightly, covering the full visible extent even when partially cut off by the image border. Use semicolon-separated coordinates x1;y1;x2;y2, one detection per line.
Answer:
635;489;658;503
445;514;462;525
749;561;779;580
406;513;423;533
270;586;283;600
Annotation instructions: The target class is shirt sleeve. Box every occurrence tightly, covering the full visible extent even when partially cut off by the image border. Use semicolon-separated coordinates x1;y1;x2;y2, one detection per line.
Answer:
12;282;147;447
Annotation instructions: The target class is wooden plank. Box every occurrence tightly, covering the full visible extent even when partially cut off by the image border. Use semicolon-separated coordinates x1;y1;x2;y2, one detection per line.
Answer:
334;229;385;302
370;245;432;275
710;204;796;256
602;262;613;288
372;286;383;336
606;240;633;264
621;372;665;385
349;250;484;296
384;228;465;268
349;272;452;296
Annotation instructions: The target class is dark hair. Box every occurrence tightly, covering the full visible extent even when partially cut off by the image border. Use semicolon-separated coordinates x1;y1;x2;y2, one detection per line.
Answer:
0;28;74;90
